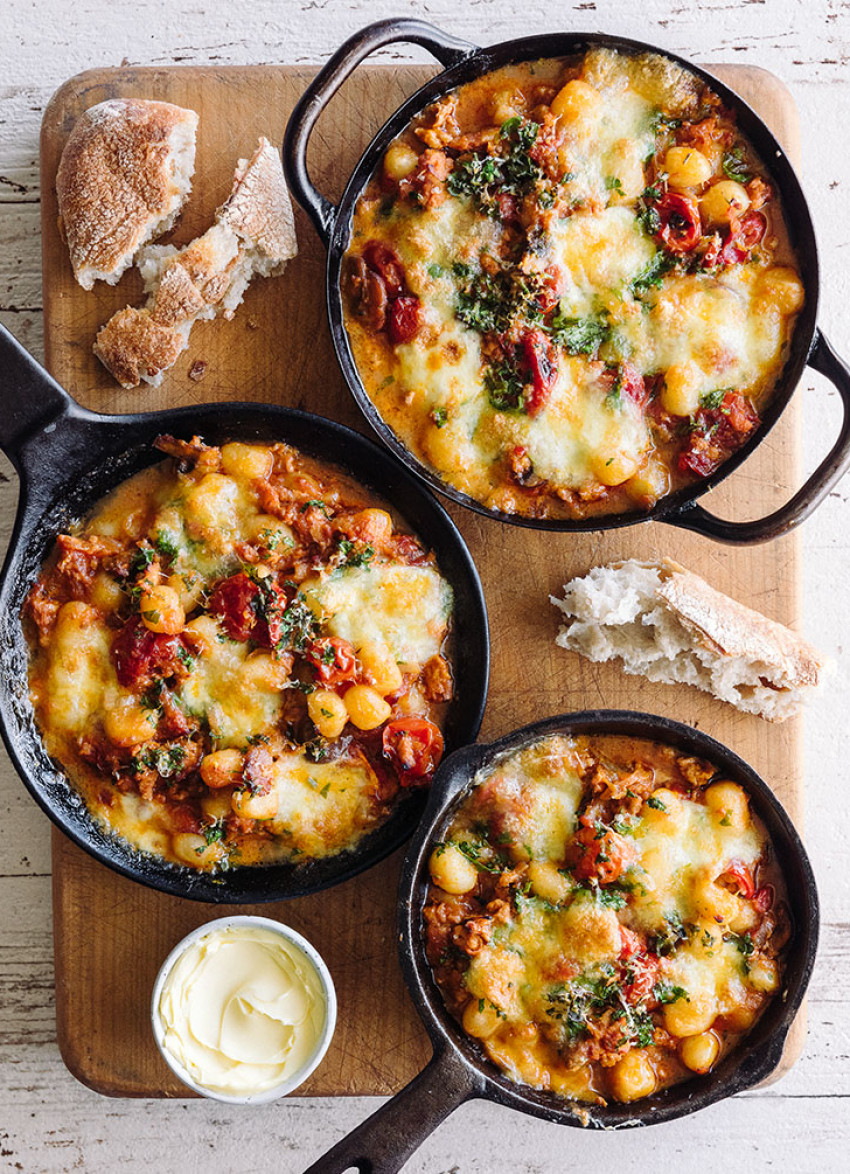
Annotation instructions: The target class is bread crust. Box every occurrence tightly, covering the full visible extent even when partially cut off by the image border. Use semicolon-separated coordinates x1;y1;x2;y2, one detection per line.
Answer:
552;558;825;721
94;135;297;388
57;98;198;289
217;137;297;262
93;308;187;390
654;562;822;688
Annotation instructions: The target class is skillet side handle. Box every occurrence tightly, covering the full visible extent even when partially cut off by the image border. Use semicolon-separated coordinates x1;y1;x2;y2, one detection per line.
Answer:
302;1049;483;1174
283;18;479;246
0;323;72;467
663;329;850;544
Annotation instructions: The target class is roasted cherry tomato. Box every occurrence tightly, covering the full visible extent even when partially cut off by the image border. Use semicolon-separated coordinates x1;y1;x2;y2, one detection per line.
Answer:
619;926;642;959
720;860;756;899
617;360;648;409
306;636;359;686
621;951;660;1005
753;884;775;913
679;391;760;477
521;328;558;416
207;572;261;642
362;240;406;298
572;815;625;884
111;616;188;691
382;717;444;781
387;295;423;345
655;192;702;253
719;210;767;266
254;579;289;649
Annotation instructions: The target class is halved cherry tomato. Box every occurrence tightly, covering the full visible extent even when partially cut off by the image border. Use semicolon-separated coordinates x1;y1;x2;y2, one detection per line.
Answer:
719;211;767;266
621;952;660;1004
362;241;406;298
572;815;625;884
618;360;648;409
387;295;423;345
521;328;558;416
382;717;444;782
305;636;359;686
753;884;775;913
255;580;289;649
111;617;189;691
655;192;702;253
619;926;642;959
207;572;260;642
679;392;760;477
720;860;756;899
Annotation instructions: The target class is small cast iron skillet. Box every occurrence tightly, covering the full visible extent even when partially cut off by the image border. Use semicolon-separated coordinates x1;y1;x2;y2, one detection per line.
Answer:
305;711;819;1173
0;324;489;903
285;18;850;544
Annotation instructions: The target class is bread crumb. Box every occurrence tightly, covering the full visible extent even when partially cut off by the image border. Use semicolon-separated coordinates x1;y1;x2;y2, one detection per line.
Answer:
188;359;208;382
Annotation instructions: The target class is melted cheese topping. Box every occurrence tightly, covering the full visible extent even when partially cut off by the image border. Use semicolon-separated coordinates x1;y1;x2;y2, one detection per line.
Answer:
345;48;803;518
301;564;452;667
427;733;785;1105
27;442;454;872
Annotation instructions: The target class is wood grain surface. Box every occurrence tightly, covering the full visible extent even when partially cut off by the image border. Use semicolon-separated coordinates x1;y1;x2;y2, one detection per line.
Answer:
41;62;804;1099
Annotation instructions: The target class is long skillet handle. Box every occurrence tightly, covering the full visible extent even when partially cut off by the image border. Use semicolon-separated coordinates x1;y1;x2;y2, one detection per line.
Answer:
0;323;73;470
283;18;479;247
664;329;850;543
302;1050;483;1174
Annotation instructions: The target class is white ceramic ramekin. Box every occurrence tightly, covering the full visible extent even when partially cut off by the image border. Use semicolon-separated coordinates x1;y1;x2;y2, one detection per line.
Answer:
150;915;337;1103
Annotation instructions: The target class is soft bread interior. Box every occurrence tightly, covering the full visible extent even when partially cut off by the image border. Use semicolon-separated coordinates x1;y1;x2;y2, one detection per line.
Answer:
551;560;819;722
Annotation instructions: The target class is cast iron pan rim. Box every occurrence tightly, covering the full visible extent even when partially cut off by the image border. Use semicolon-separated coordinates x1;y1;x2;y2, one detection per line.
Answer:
323;29;820;531
0;400;490;903
397;709;819;1128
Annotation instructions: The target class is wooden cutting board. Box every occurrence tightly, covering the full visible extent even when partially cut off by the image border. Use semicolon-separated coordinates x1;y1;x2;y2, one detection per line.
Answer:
40;62;805;1098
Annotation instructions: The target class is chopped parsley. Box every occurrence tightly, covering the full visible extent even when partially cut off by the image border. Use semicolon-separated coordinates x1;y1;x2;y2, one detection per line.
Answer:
699;387;732;411
447;117;543;214
336;537;375;569
722;145;752;184
484;361;526;413
648;911;689;956
430;407;448;428
153;530;180;560
646;795;668;811
129;545;156;578
630;250;676;297
300;498;330;515
605;175;624;195
548;308;611;357
439;838;508;874
654;982;689;1005
201;820;226;847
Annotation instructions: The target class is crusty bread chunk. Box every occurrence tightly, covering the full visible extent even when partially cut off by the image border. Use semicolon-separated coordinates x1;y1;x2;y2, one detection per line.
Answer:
94;138;297;388
57;98;198;290
551;558;825;722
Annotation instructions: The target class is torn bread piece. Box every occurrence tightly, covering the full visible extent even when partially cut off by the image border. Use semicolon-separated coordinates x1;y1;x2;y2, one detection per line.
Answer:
94;137;298;388
551;559;826;722
57;98;198;290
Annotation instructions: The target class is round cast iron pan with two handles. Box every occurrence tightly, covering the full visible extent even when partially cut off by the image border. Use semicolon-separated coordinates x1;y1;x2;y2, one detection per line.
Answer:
0;324;490;902
305;711;819;1174
284;18;850;543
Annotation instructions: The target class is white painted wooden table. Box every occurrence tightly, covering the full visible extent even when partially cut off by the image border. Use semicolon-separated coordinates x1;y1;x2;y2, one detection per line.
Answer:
1;1;849;1170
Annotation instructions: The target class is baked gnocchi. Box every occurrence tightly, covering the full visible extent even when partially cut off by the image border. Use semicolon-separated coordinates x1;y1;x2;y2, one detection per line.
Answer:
24;436;454;871
344;48;803;520
423;733;789;1104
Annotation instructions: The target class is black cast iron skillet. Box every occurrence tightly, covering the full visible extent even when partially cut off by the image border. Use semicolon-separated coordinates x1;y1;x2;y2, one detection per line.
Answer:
285;18;850;544
0;324;489;902
306;710;819;1173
